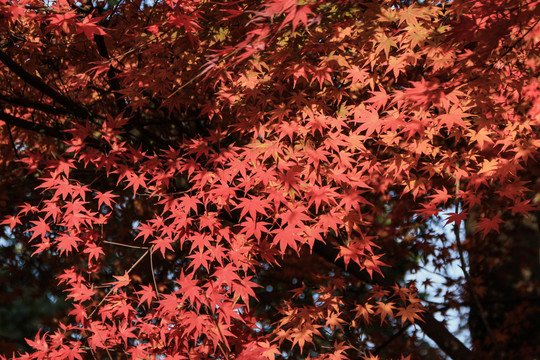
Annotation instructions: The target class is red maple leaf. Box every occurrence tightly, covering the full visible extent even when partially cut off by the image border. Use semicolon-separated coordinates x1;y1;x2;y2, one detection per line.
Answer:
76;15;107;40
151;237;174;257
66;283;94;303
1;215;21;230
236;195;270;220
135;222;154;242
26;217;51;242
508;199;537;215
444;211;469;227
353;106;381;137
95;190;118;209
58;344;84;360
56;233;81;255
83;242;104;262
135;284;156;307
117;321;137;346
105;271;131;291
474;214;504;238
396;304;424;325
272;225;303;253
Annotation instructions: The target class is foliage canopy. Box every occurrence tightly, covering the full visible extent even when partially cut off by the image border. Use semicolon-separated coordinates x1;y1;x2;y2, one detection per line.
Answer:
0;0;539;359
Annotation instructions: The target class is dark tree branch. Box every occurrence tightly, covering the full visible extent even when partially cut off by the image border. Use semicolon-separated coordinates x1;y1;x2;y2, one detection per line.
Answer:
93;34;128;112
0;48;92;119
0;109;110;153
1;36;169;152
312;241;474;360
4;117;21;159
89;20;175;151
453;181;499;355
0;93;72;116
0;110;68;140
372;322;412;355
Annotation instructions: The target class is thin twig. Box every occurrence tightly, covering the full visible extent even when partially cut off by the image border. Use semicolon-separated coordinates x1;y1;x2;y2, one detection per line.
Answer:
215;322;232;360
166;28;273;100
149;248;160;299
127;245;154;273
88;246;152;318
203;294;231;360
103;240;149;249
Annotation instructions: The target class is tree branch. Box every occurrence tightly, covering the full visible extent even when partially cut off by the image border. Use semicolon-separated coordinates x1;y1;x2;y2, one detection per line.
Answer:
0;109;109;153
4;117;21;159
93;34;128;112
453;180;500;356
372;322;412;355
0;110;68;140
0;93;72;116
0;42;168;152
0;48;92;119
312;241;474;360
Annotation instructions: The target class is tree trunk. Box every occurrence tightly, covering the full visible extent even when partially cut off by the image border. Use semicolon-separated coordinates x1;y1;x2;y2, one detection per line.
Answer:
466;204;540;359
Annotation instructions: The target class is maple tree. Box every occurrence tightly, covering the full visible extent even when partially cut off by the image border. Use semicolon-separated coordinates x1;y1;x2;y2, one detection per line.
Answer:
0;0;539;359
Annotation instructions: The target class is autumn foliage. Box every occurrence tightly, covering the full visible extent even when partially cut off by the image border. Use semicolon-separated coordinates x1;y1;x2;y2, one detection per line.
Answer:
0;0;539;359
